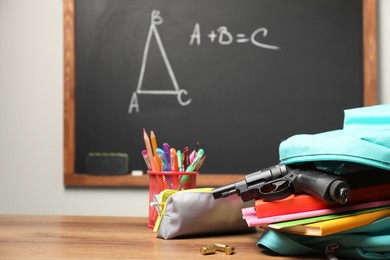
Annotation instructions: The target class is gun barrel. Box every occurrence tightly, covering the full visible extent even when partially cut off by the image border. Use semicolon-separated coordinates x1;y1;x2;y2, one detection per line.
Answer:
212;183;237;199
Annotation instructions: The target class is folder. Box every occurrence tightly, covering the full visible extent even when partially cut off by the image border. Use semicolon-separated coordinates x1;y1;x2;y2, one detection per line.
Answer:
266;208;390;236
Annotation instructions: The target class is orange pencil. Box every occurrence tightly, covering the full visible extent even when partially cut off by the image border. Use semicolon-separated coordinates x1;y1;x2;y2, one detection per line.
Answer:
143;129;156;171
150;130;161;171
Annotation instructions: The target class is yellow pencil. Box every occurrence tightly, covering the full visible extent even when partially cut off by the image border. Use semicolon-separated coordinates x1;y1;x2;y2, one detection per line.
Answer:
143;129;156;171
150;130;161;171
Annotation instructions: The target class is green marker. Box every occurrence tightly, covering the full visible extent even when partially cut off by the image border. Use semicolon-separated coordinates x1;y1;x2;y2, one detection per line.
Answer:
185;149;204;172
177;150;183;172
179;149;205;189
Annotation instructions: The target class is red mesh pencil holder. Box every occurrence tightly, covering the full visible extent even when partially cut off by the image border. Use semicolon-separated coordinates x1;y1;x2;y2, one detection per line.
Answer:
147;170;197;228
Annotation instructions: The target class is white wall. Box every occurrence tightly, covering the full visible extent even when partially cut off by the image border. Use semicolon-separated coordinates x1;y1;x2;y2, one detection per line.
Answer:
379;0;390;103
0;0;389;216
0;0;149;216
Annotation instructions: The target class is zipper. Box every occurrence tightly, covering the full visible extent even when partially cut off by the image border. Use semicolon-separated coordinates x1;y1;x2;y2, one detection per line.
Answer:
325;242;340;260
152;188;214;232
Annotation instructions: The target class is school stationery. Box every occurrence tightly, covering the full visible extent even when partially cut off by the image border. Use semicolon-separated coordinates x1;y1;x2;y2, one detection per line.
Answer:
242;199;390;227
265;208;390;236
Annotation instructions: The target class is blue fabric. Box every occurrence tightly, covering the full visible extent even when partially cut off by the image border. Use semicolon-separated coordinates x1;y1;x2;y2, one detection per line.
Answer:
344;104;390;130
257;217;390;259
279;105;390;171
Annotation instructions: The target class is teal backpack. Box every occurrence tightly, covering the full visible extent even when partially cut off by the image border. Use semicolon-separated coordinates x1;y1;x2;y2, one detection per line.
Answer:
257;104;390;259
279;104;390;171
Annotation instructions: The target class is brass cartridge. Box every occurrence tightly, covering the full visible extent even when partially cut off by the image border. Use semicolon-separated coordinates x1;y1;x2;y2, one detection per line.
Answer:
214;243;235;255
200;246;216;255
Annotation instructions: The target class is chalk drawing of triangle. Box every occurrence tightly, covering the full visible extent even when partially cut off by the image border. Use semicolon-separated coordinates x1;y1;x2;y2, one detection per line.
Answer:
136;22;180;95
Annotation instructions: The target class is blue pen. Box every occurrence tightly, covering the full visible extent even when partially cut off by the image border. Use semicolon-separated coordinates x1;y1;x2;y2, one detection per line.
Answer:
163;143;171;170
157;148;172;188
156;148;169;171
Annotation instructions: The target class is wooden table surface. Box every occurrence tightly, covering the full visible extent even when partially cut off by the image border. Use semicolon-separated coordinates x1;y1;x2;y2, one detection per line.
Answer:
0;215;323;259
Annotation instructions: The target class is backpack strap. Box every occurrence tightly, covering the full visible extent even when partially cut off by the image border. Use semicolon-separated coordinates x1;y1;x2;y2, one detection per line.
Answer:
257;229;319;256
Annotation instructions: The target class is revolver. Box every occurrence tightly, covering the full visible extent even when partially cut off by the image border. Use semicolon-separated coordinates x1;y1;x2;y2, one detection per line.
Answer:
212;163;350;204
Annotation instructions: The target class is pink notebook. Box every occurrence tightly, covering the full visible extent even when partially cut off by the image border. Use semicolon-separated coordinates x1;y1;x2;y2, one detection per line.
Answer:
242;199;390;227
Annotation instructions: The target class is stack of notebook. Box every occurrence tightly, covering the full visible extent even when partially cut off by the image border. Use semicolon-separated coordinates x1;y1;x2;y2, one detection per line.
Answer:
242;170;390;237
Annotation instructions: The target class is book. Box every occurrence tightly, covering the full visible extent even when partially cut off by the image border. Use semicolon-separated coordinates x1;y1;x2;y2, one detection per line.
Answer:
266;208;390;236
242;199;390;227
267;206;390;229
255;183;390;218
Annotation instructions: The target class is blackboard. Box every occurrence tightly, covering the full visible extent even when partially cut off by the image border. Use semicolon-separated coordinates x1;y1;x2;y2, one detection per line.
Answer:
69;0;376;178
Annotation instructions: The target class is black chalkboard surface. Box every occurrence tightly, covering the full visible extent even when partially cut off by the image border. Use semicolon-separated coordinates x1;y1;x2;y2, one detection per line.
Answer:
75;0;364;174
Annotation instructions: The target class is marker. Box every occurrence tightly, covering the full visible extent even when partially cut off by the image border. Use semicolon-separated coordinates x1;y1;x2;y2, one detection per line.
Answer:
195;155;206;171
163;143;171;170
189;149;196;164
182;146;190;170
170;148;178;171
170;148;179;186
186;149;204;172
189;141;200;163
143;129;156;171
177;150;183;172
179;149;203;189
157;148;169;171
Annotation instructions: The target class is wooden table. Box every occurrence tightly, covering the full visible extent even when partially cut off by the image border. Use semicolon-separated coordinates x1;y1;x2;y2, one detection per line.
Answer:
0;215;323;259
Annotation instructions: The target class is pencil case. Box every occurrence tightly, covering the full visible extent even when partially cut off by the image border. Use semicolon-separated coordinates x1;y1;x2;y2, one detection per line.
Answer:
152;188;256;239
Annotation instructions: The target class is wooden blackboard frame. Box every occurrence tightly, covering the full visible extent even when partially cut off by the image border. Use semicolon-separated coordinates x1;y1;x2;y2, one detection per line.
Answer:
63;0;377;187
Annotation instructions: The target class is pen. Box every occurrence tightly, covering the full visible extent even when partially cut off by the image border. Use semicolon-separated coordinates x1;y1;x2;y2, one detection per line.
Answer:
143;129;156;171
142;149;151;170
157;148;169;171
189;149;196;164
195;155;206;171
189;141;200;163
157;148;172;188
182;146;190;171
150;130;161;171
163;143;171;170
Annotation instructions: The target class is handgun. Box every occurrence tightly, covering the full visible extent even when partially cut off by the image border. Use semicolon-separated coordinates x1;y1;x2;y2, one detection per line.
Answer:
212;163;350;204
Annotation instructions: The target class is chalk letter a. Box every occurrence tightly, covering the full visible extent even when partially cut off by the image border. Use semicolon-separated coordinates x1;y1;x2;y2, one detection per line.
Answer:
189;23;201;46
128;92;140;113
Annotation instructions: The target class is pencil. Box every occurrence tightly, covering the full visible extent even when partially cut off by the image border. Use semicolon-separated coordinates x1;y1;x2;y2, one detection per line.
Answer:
143;129;156;171
150;130;161;171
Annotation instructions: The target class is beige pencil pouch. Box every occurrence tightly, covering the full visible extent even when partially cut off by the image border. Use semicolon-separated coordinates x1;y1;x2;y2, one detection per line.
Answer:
152;188;256;239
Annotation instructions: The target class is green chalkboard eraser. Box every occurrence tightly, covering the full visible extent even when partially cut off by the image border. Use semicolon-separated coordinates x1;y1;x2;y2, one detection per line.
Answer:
86;153;129;175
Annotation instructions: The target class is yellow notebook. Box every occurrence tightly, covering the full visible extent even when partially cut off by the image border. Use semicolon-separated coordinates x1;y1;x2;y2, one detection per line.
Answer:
268;208;390;236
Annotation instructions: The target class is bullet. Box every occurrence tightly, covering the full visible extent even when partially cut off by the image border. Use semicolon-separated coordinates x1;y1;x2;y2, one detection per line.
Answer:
214;243;235;255
200;246;216;255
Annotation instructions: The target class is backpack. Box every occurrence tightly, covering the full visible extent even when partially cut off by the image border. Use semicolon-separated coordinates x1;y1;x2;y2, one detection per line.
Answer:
260;105;390;259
